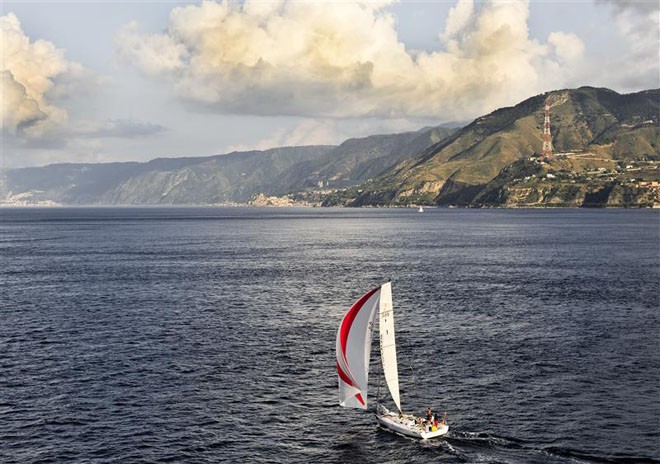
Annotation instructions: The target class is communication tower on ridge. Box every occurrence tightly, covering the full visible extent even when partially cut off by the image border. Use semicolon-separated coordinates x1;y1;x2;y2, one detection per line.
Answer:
542;101;553;159
539;92;568;160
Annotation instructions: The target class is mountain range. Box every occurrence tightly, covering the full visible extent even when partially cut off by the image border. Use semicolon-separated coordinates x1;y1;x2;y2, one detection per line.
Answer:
2;87;658;208
331;87;660;207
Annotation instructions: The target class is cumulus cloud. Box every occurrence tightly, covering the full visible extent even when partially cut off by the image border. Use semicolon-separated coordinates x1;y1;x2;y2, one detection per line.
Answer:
441;0;474;43
0;13;80;140
548;32;585;63
116;0;586;121
1;70;46;133
1;12;168;164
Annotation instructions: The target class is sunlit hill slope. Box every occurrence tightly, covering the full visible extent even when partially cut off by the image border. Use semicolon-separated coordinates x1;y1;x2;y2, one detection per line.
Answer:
344;87;659;207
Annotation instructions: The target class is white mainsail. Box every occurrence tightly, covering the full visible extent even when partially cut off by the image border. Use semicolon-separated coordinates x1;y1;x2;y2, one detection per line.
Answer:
378;282;401;413
336;286;380;409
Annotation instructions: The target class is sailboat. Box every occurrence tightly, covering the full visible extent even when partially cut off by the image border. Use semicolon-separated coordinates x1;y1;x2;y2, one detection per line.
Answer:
336;281;449;439
418;206;424;213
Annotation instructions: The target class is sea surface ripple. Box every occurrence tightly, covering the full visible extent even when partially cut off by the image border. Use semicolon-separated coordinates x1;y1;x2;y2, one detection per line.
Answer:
1;207;658;463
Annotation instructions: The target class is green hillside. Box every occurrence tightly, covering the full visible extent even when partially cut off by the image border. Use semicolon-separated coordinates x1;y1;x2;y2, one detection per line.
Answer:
347;87;659;207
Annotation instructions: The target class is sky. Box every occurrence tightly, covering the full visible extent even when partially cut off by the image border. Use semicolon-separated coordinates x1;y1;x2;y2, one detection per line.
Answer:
1;0;659;169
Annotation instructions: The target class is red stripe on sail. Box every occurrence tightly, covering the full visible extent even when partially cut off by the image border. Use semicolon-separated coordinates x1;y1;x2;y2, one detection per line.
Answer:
337;361;355;387
338;361;366;406
339;286;379;358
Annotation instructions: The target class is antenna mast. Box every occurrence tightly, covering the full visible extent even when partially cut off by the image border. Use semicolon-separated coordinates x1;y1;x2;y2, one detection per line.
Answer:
542;100;553;159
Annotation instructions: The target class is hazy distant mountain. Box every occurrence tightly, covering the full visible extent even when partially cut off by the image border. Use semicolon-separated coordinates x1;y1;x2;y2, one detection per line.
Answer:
0;125;455;205
271;125;455;193
0;147;333;205
346;87;659;207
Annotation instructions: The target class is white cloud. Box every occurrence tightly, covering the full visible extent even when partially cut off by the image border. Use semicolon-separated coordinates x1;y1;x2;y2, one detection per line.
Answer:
225;116;433;153
0;13;170;168
1;70;46;133
1;13;76;140
595;0;659;90
226;119;343;152
116;0;589;122
116;21;187;76
441;0;474;43
548;32;585;63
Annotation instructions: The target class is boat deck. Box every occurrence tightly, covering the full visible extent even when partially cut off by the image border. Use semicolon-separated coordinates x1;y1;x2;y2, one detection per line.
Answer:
376;411;448;439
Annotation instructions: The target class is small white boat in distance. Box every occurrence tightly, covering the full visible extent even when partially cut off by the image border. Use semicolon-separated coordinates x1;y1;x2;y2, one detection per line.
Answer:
418;206;424;213
336;281;449;439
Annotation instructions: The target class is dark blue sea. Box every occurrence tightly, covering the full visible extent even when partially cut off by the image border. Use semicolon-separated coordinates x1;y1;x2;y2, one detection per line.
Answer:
1;207;658;463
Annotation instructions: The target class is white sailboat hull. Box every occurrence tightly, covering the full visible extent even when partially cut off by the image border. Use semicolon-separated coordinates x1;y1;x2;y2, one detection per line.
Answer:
376;409;449;439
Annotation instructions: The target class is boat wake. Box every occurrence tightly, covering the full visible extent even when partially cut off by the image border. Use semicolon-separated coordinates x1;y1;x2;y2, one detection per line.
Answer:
540;446;659;463
449;430;525;449
446;431;660;463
